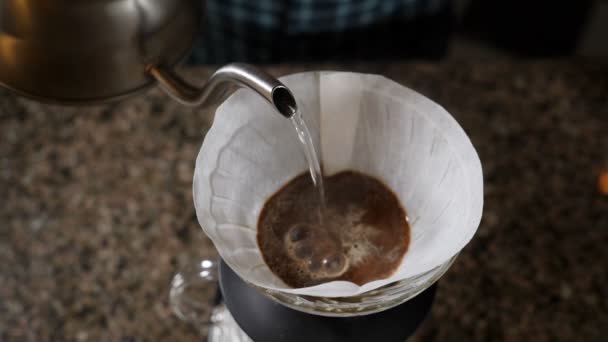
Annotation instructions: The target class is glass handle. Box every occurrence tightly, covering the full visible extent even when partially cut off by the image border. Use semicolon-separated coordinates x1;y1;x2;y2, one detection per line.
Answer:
169;259;223;330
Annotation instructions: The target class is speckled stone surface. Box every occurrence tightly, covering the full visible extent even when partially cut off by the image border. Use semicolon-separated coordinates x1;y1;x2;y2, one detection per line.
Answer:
1;61;607;341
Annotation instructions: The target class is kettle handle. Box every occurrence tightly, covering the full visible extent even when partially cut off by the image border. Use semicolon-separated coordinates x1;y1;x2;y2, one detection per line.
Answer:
147;63;297;118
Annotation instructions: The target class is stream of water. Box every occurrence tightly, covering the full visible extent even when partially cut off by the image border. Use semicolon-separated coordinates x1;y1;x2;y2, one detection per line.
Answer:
290;111;326;213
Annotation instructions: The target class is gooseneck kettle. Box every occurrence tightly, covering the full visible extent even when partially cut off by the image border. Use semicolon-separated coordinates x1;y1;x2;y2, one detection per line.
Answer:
0;0;296;117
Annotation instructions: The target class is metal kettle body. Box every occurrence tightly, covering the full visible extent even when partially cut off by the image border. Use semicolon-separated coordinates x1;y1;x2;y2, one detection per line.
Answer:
0;0;296;117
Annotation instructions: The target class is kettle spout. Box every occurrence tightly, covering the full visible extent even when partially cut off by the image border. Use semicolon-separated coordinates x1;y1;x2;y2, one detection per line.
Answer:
148;63;296;118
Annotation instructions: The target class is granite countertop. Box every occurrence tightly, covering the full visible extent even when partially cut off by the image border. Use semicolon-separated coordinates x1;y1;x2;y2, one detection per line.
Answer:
1;61;607;341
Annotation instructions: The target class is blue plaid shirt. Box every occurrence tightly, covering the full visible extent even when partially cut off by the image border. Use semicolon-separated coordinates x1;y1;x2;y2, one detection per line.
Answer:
190;0;450;64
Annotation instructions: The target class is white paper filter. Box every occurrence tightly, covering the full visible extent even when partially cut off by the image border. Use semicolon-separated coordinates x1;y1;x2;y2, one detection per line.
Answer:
193;71;483;297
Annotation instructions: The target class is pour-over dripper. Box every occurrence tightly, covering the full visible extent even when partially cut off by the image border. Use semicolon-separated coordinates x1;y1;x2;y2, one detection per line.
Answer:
193;71;483;299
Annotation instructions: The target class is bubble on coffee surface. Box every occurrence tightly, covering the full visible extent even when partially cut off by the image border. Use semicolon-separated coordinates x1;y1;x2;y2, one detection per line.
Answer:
320;252;348;277
287;223;311;242
284;223;350;279
293;241;313;259
302;250;349;279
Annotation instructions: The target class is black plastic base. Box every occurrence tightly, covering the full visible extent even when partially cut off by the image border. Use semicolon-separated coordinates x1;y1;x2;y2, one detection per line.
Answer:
219;260;436;342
